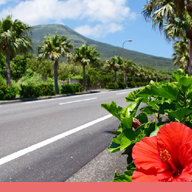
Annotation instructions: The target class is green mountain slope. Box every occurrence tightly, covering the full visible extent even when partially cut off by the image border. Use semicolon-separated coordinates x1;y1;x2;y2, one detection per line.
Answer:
31;24;176;71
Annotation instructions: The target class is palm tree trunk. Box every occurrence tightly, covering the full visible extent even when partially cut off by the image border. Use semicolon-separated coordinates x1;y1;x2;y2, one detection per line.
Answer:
6;53;11;86
114;70;117;84
54;61;59;94
83;65;86;91
125;74;128;88
132;73;135;82
188;39;192;75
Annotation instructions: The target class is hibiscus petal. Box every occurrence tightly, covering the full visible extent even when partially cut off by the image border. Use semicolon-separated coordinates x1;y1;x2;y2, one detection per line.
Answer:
179;142;192;169
132;136;168;172
172;167;192;182
157;170;173;182
157;122;192;168
132;168;159;182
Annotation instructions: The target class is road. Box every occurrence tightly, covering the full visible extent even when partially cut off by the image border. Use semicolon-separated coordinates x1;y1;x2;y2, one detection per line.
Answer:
0;89;138;182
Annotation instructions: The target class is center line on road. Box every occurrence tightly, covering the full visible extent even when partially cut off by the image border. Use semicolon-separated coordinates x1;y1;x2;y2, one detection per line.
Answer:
0;114;112;166
116;92;130;95
59;97;97;105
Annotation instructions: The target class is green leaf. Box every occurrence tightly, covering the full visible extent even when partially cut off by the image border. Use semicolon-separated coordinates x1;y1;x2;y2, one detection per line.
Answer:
167;108;192;122
109;135;121;153
126;88;143;102
112;123;123;135
121;117;133;128
159;102;176;114
101;101;123;120
136;113;148;124
122;98;143;118
144;121;157;136
140;106;157;116
113;170;133;182
135;121;157;142
120;129;135;151
150;125;161;137
178;76;192;88
171;69;185;82
139;83;179;100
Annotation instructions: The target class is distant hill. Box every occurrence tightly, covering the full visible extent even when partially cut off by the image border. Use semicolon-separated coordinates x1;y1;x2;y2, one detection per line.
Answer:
31;24;177;71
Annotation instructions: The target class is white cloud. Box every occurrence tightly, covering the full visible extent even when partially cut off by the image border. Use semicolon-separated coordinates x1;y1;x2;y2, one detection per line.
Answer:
75;23;123;38
0;0;84;25
81;0;136;23
0;0;137;37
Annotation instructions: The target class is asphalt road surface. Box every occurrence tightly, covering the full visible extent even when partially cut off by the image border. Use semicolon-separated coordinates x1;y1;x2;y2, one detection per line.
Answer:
0;89;138;182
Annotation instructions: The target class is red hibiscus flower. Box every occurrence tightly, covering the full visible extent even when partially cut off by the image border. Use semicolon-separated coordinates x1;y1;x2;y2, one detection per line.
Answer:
132;122;192;182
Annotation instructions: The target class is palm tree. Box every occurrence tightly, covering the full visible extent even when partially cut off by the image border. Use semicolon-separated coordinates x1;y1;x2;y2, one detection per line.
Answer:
38;34;73;94
173;38;189;72
136;66;145;82
124;60;137;87
72;44;100;91
0;15;32;86
105;56;123;84
142;0;192;74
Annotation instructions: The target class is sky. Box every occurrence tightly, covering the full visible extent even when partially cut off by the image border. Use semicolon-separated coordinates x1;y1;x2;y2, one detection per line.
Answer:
0;0;174;59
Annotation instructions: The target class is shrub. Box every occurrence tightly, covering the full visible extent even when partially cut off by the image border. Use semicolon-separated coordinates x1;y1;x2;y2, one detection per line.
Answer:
127;82;136;88
118;82;126;89
20;85;41;98
61;84;83;94
20;84;55;98
72;83;83;93
61;84;75;94
106;82;119;89
102;69;192;182
39;84;55;96
0;85;17;100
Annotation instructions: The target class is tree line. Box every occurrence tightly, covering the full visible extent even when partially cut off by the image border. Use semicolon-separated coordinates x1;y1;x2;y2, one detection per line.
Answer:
0;15;171;95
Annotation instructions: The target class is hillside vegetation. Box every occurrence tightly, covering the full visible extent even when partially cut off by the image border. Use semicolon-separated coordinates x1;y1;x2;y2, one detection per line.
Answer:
31;24;176;71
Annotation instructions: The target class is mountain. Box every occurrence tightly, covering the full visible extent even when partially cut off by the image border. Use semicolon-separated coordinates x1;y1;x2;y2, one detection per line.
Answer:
31;24;176;71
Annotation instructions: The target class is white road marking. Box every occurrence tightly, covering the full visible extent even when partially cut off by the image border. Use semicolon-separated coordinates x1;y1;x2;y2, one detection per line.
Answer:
116;92;130;95
59;97;97;105
23;92;105;104
0;114;112;166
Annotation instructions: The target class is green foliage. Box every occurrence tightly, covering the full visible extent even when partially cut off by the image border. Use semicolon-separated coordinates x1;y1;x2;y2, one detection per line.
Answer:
58;63;82;81
72;83;83;92
102;69;192;182
127;81;150;88
61;83;83;94
11;54;33;80
20;84;55;98
0;85;17;100
106;82;119;89
17;69;47;85
26;57;54;79
0;52;6;78
113;170;133;182
0;75;6;86
118;82;126;89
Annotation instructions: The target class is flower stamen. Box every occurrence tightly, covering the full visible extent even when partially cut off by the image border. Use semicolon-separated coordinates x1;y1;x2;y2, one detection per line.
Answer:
160;150;180;175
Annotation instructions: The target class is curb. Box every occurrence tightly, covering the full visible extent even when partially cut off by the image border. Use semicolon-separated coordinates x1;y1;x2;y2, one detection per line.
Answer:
65;148;127;182
0;90;102;105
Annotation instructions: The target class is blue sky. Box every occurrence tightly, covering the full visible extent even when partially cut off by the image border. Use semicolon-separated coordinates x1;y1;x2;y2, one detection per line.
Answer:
0;0;174;58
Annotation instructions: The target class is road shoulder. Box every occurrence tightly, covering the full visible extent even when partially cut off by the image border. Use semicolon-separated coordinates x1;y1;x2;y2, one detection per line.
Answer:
65;148;127;182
